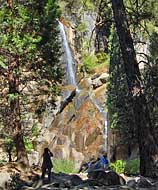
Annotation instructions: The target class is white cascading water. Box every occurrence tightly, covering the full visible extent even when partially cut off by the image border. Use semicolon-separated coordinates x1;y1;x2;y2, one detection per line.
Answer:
43;22;78;128
59;21;78;87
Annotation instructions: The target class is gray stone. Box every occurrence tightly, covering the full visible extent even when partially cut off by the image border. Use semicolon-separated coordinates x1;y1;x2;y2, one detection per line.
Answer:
92;79;102;89
119;185;134;190
0;171;11;190
127;180;137;188
138;176;153;188
88;171;123;186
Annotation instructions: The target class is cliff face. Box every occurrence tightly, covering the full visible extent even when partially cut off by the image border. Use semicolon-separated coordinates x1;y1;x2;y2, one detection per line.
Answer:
36;3;110;167
39;76;108;167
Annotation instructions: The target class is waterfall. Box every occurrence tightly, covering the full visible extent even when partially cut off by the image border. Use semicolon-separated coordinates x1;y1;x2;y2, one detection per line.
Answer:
59;21;107;151
59;22;78;87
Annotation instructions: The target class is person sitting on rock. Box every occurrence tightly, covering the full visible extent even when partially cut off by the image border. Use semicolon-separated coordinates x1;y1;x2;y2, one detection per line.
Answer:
87;153;109;172
41;147;53;182
100;152;109;170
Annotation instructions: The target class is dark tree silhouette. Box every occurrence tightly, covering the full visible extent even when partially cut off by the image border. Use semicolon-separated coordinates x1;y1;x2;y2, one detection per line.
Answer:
111;0;158;177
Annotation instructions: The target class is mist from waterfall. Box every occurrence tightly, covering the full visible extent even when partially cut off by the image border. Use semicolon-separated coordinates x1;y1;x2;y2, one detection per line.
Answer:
59;21;77;87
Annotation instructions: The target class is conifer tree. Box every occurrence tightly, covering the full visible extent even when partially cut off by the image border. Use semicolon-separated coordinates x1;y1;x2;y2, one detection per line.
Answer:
111;0;158;177
0;0;62;166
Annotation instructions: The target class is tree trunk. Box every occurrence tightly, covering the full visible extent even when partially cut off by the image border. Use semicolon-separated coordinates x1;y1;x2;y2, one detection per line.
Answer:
111;0;158;177
8;57;28;166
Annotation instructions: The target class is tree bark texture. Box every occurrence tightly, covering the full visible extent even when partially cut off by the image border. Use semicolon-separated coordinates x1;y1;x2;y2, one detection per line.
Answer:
111;0;158;177
8;56;28;166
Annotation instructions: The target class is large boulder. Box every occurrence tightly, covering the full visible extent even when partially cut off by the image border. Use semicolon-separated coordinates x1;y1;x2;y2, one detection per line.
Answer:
137;176;153;188
88;170;125;186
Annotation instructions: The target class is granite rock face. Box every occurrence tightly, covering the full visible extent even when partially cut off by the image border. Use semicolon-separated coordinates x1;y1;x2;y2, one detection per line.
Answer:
38;73;108;168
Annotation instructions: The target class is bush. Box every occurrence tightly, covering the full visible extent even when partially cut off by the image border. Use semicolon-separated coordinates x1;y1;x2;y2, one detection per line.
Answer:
110;160;126;173
77;22;88;33
82;53;98;73
4;137;16;162
31;125;40;137
110;159;140;175
24;138;33;153
124;159;140;175
53;159;77;174
82;52;109;74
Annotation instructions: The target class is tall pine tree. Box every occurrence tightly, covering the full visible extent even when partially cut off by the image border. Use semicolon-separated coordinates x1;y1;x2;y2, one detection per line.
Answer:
111;0;158;177
0;0;62;166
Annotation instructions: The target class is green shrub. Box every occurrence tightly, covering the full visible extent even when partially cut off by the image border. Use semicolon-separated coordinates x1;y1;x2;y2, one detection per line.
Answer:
4;137;15;151
53;159;77;174
77;22;88;33
82;53;98;73
31;124;40;137
82;52;109;74
96;52;110;67
83;0;96;10
24;138;33;153
110;160;126;173
124;159;140;175
4;137;16;161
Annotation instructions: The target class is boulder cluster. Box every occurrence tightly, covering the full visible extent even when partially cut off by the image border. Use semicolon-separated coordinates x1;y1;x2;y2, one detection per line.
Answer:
0;163;158;190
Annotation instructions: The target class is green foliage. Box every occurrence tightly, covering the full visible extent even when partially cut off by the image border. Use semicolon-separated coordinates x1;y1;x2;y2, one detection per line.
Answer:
110;113;119;129
24;138;33;153
77;22;88;33
82;52;109;73
110;160;126;174
31;125;40;137
107;31;136;143
143;31;158;132
124;159;140;175
82;0;96;10
4;137;16;162
4;137;15;153
149;32;158;61
96;52;110;66
82;53;98;73
110;159;140;175
7;93;19;102
53;159;77;174
0;0;63;154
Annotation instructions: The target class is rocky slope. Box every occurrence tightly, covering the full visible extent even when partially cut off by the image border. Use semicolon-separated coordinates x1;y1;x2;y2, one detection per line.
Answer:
37;73;109;167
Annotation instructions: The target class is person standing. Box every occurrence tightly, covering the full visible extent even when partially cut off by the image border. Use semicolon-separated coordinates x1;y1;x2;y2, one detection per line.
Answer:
41;147;53;182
